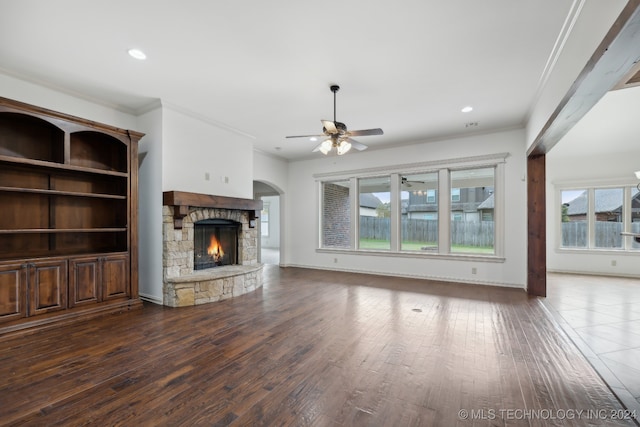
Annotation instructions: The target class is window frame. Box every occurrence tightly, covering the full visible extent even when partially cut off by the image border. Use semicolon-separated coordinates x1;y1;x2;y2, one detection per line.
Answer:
556;182;640;253
451;188;461;202
426;189;436;203
261;202;270;237
315;153;507;262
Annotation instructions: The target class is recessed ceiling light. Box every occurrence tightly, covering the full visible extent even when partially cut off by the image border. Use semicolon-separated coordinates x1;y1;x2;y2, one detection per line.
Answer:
635;170;640;179
461;106;473;113
128;48;147;60
310;137;318;142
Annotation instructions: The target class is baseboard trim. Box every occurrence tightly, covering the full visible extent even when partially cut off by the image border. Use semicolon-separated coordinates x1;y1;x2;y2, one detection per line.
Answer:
282;263;525;289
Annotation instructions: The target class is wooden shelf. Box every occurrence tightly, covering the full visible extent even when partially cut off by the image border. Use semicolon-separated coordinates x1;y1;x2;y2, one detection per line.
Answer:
0;186;126;199
0;154;128;177
0;228;128;234
0;96;143;335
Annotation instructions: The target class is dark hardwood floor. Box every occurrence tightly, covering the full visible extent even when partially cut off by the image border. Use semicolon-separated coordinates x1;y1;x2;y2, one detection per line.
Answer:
1;266;637;426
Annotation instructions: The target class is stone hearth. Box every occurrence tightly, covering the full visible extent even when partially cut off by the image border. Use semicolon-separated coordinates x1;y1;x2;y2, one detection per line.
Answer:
162;191;263;307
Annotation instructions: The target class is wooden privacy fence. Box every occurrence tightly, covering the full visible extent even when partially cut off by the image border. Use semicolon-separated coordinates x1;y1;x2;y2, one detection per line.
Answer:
562;221;640;248
359;217;494;247
451;220;494;247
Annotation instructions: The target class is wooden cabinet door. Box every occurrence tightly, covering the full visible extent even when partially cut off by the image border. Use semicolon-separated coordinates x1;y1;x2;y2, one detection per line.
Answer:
69;257;101;308
0;262;27;323
102;254;130;301
28;259;67;316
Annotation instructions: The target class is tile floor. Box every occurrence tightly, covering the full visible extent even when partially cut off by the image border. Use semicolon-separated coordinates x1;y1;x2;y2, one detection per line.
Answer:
544;273;640;418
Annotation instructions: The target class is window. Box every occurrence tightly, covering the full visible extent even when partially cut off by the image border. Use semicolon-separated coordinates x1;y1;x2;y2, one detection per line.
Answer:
317;153;506;258
402;172;438;252
559;186;639;251
594;188;623;249
260;203;270;237
321;180;351;248
450;168;495;254
560;189;587;248
359;176;391;250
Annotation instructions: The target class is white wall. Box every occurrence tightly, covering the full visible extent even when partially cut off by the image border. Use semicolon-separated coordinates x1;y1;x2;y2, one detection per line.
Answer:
162;105;254;198
253;150;289;261
0;72;137;129
286;129;528;288
253;150;288;194
525;0;626;149
136;106;164;303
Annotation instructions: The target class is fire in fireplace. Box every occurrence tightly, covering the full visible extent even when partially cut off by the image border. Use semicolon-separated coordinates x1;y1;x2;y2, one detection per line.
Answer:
194;219;239;270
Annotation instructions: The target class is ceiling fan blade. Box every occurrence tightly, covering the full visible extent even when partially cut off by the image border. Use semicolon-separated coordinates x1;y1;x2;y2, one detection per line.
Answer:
285;134;324;139
322;120;338;134
346;138;368;151
347;128;383;137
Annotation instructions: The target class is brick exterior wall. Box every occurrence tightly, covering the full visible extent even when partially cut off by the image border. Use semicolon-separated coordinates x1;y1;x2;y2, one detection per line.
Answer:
322;183;350;247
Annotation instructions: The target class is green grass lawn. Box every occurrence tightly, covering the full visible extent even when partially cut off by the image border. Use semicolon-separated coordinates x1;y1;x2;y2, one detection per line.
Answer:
359;239;494;254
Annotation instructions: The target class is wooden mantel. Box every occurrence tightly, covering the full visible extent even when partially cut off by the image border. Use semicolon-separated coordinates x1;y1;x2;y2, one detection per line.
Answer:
163;191;263;229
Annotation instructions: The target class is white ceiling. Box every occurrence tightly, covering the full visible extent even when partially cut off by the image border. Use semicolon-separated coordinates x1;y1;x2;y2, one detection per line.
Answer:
0;0;626;161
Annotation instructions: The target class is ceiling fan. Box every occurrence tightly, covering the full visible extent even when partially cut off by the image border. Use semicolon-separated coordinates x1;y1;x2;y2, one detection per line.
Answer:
286;84;383;155
401;177;425;188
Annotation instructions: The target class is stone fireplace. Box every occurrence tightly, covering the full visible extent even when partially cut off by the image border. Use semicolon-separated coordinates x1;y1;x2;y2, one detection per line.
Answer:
162;191;263;307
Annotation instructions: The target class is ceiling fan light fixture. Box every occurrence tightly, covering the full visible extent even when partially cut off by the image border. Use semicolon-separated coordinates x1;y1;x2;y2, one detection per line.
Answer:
319;139;332;155
337;140;351;155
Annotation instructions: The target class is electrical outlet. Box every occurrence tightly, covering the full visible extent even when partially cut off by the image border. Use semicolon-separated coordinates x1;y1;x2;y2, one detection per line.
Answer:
471;267;477;274
204;172;210;181
334;258;338;263
611;260;617;267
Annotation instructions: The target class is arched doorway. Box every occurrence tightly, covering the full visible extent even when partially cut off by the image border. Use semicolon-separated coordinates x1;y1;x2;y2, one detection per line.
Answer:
253;180;282;265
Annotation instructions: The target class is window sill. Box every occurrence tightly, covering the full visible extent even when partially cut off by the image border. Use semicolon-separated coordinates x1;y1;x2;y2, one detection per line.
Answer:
317;248;505;263
556;247;640;255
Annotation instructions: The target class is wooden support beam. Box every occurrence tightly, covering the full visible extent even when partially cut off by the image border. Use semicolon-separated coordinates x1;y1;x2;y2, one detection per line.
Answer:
527;155;546;297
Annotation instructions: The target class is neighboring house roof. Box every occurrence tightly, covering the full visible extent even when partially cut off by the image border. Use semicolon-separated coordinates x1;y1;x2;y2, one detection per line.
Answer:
359;193;382;209
477;193;494;210
565;189;633;215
